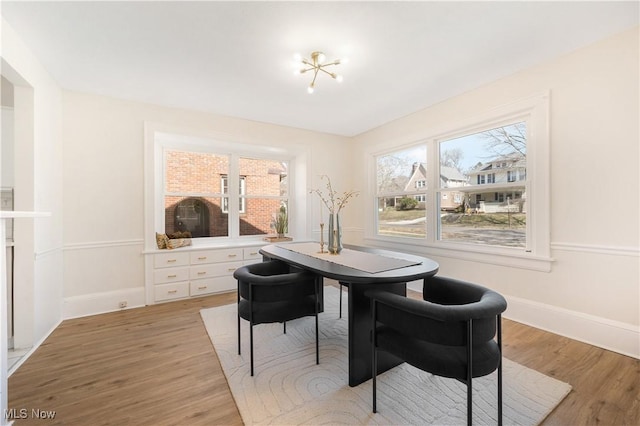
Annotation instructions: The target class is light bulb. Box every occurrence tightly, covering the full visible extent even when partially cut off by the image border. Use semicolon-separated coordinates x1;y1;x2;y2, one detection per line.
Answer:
317;52;326;63
307;85;314;94
336;75;343;83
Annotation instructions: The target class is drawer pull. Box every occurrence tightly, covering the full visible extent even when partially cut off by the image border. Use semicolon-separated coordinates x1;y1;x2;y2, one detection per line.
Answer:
168;290;177;294
250;252;258;256
167;274;177;278
197;271;207;275
198;286;207;290
198;256;207;260
228;254;237;258
228;268;236;272
167;259;177;263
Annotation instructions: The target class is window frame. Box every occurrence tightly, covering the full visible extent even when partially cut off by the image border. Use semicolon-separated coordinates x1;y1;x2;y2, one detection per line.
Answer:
221;175;246;214
144;124;309;249
366;92;551;271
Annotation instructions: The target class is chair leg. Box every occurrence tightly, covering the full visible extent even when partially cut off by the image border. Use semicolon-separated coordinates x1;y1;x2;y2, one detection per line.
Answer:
372;299;377;413
467;319;473;426
467;377;472;426
339;283;343;318
498;315;503;426
315;313;319;365
372;347;377;413
283;321;287;334
237;314;241;355
250;322;254;376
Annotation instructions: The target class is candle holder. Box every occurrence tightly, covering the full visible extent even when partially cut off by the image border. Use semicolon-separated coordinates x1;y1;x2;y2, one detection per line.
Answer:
318;223;325;253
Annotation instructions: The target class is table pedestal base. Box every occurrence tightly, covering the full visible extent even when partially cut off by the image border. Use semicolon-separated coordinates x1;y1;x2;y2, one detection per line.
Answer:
347;281;405;387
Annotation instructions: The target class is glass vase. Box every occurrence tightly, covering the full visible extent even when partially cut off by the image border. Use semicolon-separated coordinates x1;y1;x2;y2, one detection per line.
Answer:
327;213;343;254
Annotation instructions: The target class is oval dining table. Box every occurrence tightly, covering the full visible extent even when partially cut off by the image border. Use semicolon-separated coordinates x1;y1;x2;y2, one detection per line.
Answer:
260;242;439;387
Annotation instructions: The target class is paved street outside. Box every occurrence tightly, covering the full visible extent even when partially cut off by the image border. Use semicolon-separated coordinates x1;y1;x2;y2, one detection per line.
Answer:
378;212;526;247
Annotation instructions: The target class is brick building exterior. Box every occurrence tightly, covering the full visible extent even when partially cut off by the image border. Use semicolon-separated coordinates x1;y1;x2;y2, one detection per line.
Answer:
164;151;285;237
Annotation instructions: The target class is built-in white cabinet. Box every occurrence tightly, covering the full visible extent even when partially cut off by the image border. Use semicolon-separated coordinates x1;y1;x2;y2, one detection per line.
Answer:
144;244;263;304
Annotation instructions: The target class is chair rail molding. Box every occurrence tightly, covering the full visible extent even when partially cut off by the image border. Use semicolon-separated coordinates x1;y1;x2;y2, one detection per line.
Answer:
551;242;640;257
63;238;145;251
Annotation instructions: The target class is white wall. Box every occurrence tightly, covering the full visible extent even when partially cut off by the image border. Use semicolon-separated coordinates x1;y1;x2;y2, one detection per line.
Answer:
350;27;639;357
1;106;14;187
61;91;351;316
1;18;64;351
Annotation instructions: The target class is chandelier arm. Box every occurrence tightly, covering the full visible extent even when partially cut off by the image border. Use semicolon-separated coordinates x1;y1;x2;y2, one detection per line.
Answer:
318;67;338;78
310;69;320;86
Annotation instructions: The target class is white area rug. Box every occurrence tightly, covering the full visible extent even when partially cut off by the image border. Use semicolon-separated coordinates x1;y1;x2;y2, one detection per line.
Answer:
201;286;571;425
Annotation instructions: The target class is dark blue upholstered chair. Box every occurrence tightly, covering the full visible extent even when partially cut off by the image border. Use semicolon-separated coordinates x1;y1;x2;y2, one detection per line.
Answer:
366;276;507;426
234;260;320;376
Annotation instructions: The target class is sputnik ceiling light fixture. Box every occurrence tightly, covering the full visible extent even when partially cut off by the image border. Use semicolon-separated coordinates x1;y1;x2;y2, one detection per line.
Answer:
294;51;344;94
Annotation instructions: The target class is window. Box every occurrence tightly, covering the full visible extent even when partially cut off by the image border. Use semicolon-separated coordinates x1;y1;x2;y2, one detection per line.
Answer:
145;128;301;245
439;121;527;248
368;92;550;270
375;146;427;239
416;180;426;188
164;150;229;237
164;155;288;238
237;156;288;237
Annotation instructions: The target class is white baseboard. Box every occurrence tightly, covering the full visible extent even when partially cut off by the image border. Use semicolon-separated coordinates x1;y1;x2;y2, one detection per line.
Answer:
63;287;146;320
407;281;639;359
8;319;61;377
504;295;639;359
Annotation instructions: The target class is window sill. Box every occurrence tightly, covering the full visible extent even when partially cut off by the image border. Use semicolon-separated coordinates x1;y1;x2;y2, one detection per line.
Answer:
363;236;554;272
143;235;272;254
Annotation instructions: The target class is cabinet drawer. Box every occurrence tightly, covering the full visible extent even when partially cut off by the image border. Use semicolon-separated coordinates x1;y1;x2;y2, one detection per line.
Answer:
243;247;262;261
190;248;243;264
190;261;243;280
155;252;189;268
155;281;189;301
154;267;189;284
190;276;236;296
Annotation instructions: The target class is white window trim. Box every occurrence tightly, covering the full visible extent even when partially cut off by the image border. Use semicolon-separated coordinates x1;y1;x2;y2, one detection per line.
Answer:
143;122;309;250
221;175;247;214
365;92;552;272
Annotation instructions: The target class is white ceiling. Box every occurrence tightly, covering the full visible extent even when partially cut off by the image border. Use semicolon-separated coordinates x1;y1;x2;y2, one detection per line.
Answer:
2;1;638;136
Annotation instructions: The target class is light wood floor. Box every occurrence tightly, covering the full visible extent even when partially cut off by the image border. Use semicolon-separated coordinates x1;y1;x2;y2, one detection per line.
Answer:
8;287;639;425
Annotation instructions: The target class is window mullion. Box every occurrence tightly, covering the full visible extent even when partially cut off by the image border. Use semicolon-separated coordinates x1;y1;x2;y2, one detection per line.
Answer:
426;139;438;244
228;154;240;238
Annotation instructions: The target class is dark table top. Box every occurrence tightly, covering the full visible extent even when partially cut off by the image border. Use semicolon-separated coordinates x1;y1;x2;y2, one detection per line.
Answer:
260;243;439;284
